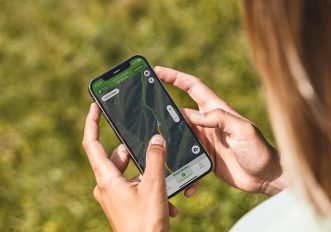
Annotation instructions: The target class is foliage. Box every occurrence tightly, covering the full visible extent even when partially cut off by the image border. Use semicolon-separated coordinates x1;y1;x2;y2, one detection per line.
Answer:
0;0;272;231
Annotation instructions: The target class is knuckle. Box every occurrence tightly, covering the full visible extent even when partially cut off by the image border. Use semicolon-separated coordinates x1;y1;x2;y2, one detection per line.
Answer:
214;108;226;116
97;173;115;192
82;140;88;149
98;176;110;190
93;186;100;201
196;77;203;85
148;145;165;161
242;120;257;134
82;140;93;151
191;76;203;87
148;144;165;155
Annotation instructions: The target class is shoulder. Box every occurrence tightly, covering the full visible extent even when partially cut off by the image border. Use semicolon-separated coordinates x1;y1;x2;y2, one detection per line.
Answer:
230;190;331;232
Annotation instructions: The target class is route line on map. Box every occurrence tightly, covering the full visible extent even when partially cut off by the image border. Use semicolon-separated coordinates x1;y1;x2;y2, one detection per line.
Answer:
140;73;174;174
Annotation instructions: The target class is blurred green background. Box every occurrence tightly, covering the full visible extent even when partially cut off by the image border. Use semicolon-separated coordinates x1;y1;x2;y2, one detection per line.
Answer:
0;0;274;231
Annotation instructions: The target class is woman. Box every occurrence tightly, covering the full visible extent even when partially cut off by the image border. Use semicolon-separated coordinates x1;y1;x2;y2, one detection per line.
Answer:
82;0;331;231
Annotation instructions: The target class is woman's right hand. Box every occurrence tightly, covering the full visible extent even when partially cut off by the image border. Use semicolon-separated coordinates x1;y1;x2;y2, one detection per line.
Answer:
155;66;286;195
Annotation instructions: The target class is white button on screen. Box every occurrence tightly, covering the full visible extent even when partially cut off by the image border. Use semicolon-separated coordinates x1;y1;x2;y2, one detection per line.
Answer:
166;105;180;122
191;145;200;154
148;77;155;84
101;88;120;102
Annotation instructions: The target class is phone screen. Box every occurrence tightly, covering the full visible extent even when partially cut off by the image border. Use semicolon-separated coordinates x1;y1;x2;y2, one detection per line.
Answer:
89;55;212;197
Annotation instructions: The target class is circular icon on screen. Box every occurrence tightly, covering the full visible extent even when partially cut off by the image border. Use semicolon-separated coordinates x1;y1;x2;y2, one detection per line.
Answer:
144;70;150;76
191;145;200;154
148;77;155;84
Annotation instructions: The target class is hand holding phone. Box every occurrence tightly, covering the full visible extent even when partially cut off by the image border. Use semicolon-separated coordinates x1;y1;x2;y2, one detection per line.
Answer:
82;103;178;231
89;55;213;197
154;66;286;196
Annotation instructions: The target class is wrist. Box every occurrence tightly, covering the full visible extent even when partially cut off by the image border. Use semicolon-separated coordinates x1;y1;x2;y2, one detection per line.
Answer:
260;167;287;196
259;148;287;196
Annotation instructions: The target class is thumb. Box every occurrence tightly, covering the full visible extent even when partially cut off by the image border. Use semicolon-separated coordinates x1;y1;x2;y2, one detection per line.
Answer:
186;108;246;135
141;134;167;189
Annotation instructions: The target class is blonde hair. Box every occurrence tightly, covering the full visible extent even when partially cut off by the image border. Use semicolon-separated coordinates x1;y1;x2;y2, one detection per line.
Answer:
242;0;331;215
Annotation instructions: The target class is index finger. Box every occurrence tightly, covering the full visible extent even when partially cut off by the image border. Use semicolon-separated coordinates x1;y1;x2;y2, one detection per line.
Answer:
82;103;122;182
154;66;228;112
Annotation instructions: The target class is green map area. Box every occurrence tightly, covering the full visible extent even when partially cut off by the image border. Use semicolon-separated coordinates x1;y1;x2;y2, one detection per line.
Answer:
92;60;201;176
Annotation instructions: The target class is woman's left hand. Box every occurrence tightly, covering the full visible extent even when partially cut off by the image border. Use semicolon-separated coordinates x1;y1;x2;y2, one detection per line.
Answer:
82;103;179;232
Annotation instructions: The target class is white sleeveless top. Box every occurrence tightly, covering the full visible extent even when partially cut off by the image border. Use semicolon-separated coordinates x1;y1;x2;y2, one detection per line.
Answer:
230;190;331;232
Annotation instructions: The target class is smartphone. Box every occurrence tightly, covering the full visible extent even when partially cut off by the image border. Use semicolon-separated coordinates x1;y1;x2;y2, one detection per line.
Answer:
89;55;212;197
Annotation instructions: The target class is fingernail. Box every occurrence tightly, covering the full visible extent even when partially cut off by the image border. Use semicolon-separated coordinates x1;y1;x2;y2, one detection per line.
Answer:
154;66;160;71
90;103;97;111
150;134;165;145
191;112;205;121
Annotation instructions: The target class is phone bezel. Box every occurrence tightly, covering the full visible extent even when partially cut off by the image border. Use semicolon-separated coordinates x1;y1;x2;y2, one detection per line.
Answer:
88;55;213;198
